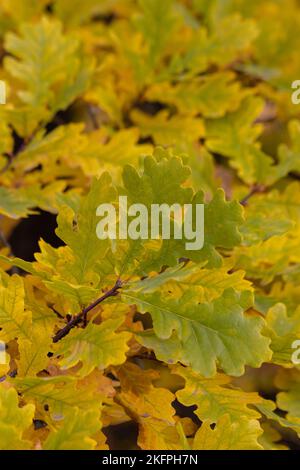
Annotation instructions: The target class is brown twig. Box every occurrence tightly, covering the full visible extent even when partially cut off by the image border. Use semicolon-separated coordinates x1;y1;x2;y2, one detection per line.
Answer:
240;184;266;206
52;279;123;343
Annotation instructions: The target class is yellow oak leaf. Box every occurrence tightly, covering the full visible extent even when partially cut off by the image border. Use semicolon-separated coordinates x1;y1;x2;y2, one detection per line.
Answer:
192;415;263;450
0;385;35;450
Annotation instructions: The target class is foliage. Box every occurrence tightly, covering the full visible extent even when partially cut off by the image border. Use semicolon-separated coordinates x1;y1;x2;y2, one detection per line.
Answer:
0;0;300;450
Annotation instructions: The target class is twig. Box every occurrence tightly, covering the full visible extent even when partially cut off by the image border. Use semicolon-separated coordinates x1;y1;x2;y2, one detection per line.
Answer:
52;279;123;343
240;184;265;206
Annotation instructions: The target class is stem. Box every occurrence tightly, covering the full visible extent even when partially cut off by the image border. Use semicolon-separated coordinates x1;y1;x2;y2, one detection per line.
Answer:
52;279;123;343
240;184;265;206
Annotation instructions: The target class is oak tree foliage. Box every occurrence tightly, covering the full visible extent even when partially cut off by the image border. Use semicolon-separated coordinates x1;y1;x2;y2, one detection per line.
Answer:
0;0;300;450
